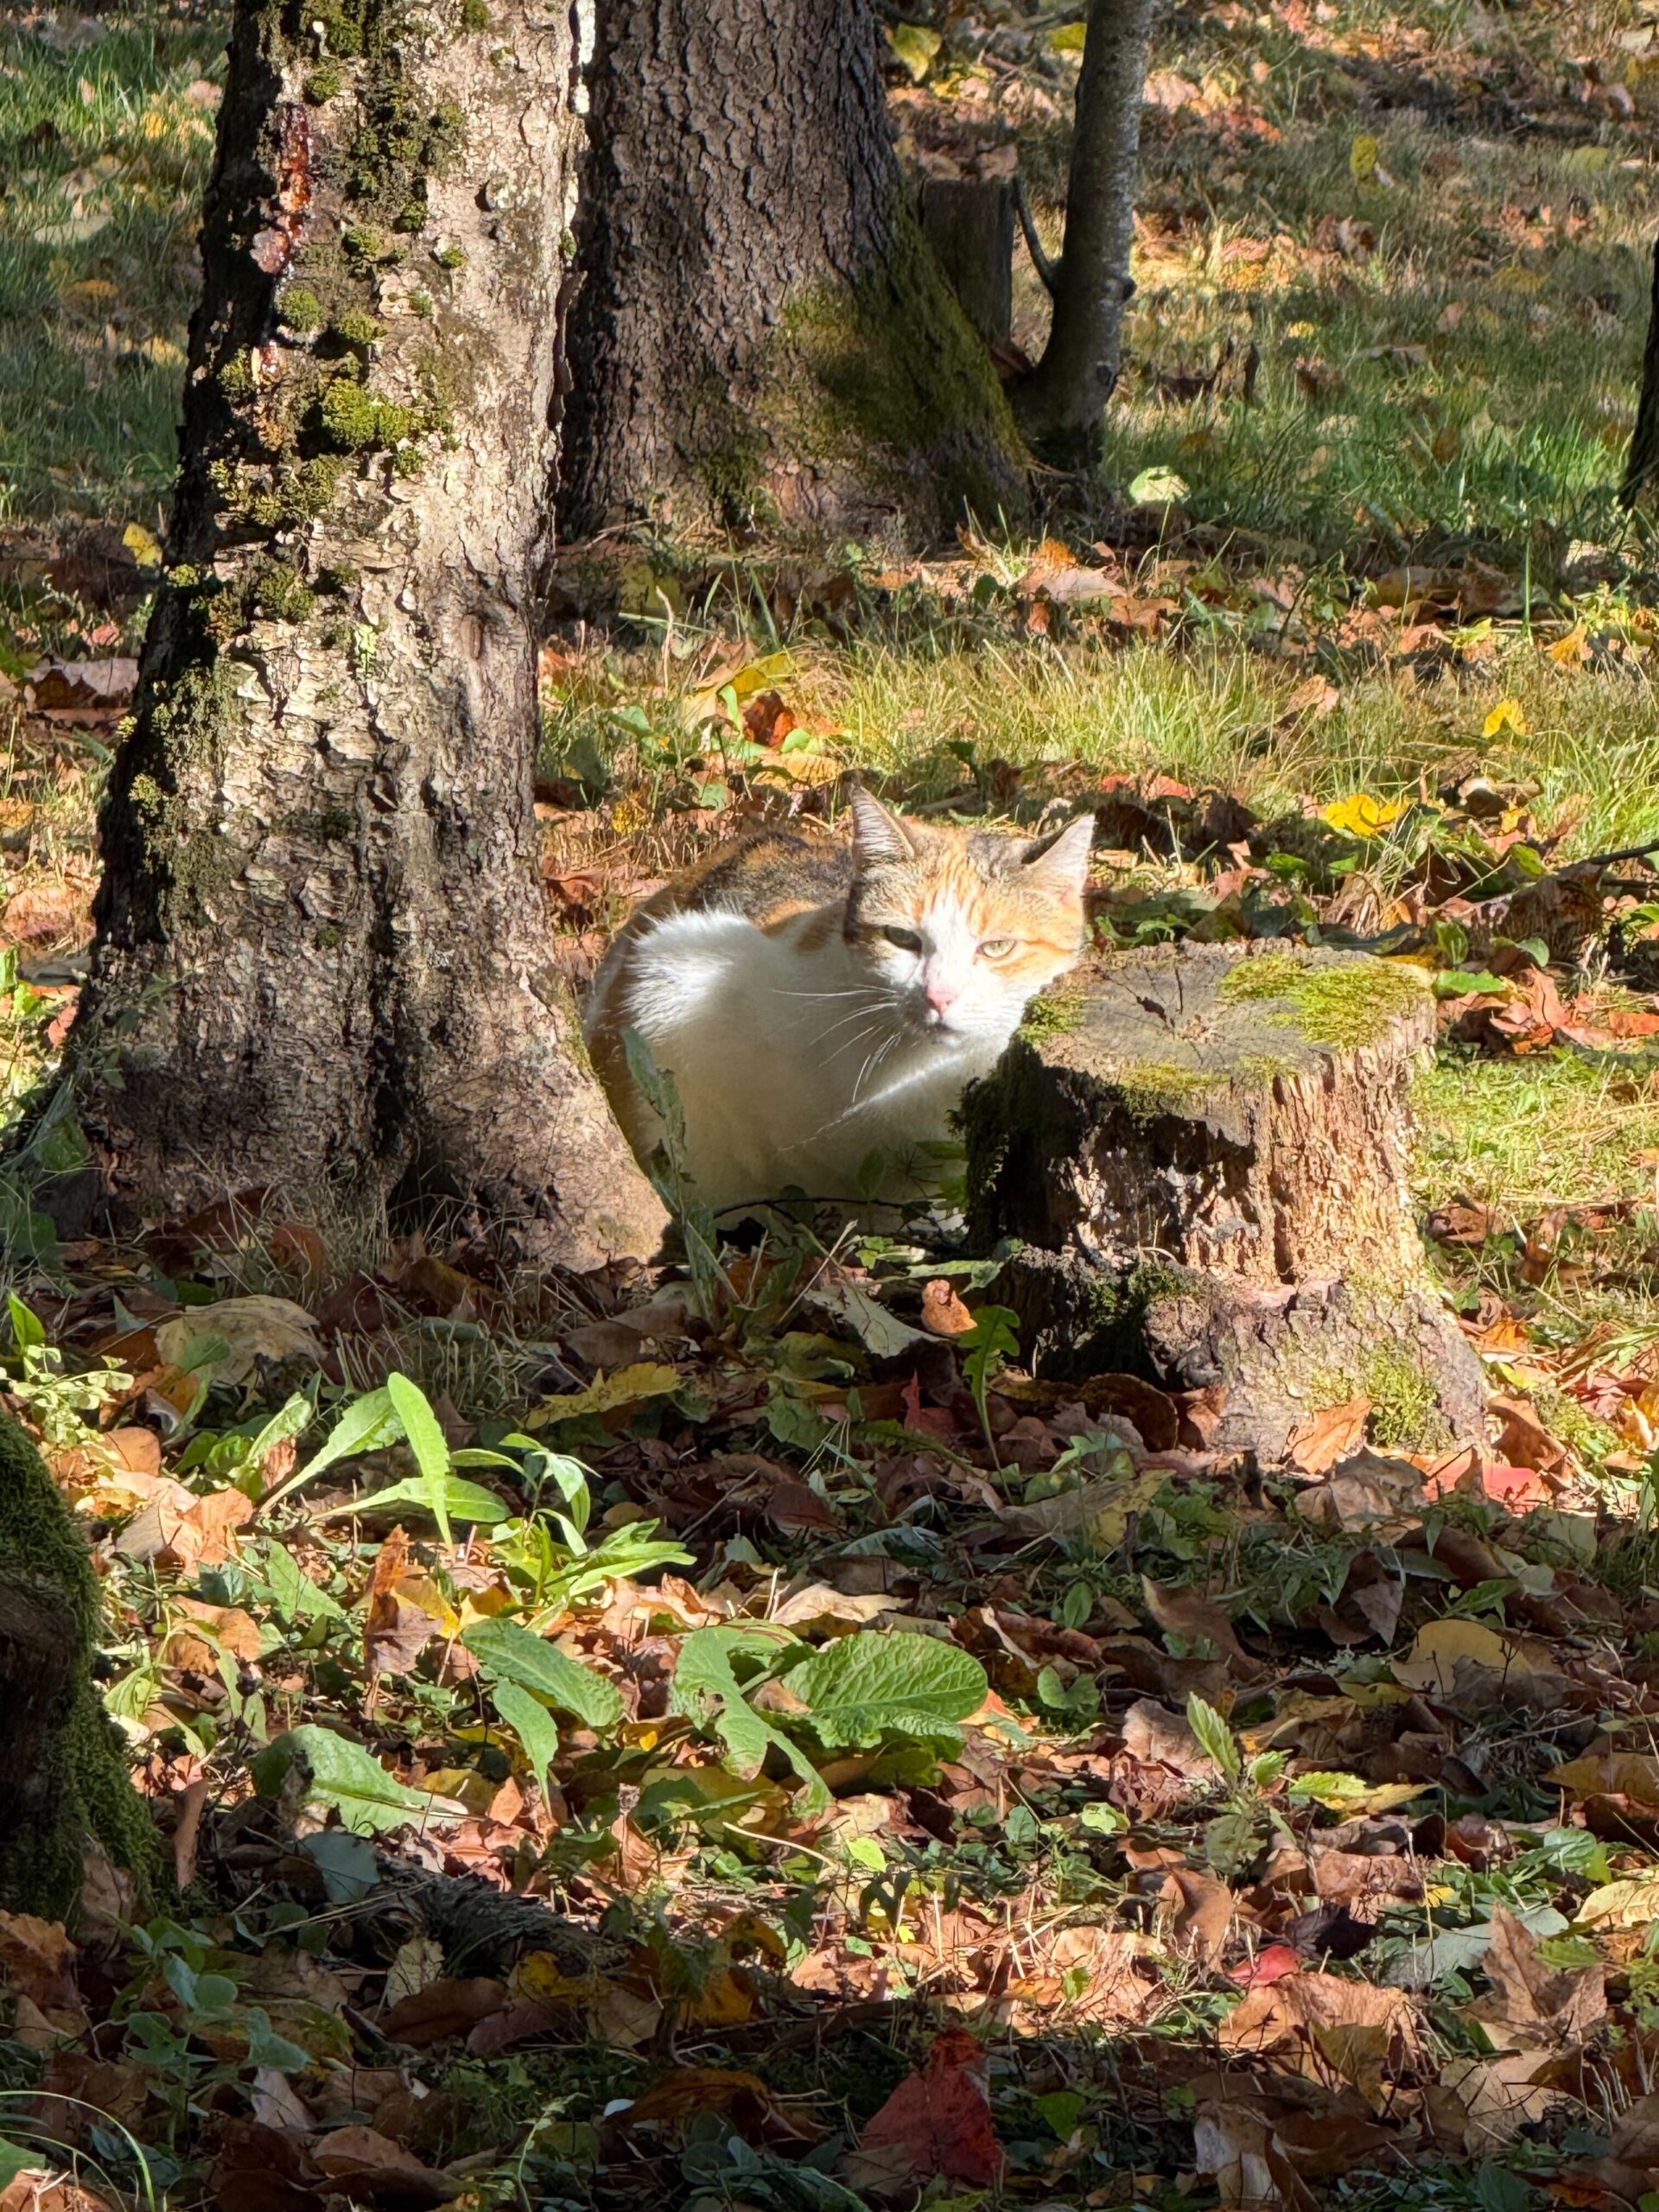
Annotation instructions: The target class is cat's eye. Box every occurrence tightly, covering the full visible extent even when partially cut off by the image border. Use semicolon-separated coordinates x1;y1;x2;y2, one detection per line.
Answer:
882;925;924;952
978;937;1016;960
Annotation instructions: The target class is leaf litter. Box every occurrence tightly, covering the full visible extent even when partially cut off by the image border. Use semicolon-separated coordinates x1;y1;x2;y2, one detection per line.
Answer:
6;0;1659;2204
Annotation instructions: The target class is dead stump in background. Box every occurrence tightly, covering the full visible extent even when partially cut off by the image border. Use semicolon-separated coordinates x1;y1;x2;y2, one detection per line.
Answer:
917;175;1014;351
965;943;1485;1465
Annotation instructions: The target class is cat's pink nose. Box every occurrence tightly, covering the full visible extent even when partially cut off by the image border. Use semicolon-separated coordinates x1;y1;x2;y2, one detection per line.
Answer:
925;978;959;1016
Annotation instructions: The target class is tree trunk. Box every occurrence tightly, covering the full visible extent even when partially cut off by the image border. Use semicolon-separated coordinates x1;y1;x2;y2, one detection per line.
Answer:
918;177;1014;352
1623;237;1659;505
964;944;1486;1467
556;0;1027;541
1011;0;1155;465
0;1416;156;1918
69;0;665;1269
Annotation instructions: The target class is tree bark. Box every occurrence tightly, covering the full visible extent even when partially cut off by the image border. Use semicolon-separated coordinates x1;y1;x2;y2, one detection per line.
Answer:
1011;0;1155;465
70;0;665;1269
0;1416;156;1918
965;944;1486;1466
1623;237;1659;505
918;177;1014;352
557;0;1027;540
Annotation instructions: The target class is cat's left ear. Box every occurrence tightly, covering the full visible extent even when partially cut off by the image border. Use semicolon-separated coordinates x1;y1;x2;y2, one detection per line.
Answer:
849;786;918;868
1020;812;1096;894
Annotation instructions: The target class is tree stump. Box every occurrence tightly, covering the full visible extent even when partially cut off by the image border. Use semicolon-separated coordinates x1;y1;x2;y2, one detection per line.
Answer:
917;177;1014;350
964;943;1485;1465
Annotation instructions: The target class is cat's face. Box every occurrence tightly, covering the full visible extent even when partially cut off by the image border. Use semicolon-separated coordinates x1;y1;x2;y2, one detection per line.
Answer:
842;792;1094;1049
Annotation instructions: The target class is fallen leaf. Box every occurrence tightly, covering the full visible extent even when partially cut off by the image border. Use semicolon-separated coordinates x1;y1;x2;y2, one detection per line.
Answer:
1161;1866;1235;1961
920;1278;976;1336
1287;1399;1372;1475
155;1295;323;1386
842;2028;1002;2192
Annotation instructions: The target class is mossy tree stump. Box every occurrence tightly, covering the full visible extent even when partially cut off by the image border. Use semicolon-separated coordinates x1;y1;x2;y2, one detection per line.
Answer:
0;1416;156;1917
966;944;1485;1464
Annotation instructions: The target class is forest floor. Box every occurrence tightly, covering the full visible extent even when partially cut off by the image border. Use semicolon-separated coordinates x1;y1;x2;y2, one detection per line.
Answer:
7;2;1659;2210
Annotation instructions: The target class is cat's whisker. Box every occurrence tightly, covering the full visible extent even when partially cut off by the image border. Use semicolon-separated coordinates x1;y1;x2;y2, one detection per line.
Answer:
850;1030;900;1105
816;1003;901;1048
771;986;887;1001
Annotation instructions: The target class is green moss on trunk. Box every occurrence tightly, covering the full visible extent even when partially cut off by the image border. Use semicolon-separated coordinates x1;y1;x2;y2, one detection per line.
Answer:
0;1417;158;1917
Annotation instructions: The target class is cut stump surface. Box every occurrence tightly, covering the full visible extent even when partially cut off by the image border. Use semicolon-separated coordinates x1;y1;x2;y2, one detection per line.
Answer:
966;943;1484;1461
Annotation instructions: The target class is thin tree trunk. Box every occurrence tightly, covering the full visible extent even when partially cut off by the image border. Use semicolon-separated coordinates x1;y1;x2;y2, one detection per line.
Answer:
70;0;665;1268
557;0;1027;540
1012;0;1156;465
1623;236;1659;505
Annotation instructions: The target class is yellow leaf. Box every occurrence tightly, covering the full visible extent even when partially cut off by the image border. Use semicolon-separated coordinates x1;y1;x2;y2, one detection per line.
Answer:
1575;1877;1659;1929
1390;1617;1510;1694
1482;698;1527;738
887;22;942;79
418;1766;498;1815
728;650;795;702
1322;791;1408;838
512;1951;601;2001
1350;133;1381;183
1290;1774;1427;1815
1049;19;1088;50
681;1967;754;2027
526;1361;682;1426
1545;623;1588;666
123;520;163;568
1548;1751;1659;1802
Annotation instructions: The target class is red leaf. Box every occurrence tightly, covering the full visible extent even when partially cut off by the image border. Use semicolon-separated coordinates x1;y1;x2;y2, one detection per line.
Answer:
846;2029;1001;2191
1230;1942;1302;1987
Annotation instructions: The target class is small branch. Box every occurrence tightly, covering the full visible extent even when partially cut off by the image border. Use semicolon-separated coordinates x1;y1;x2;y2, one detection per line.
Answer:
1014;172;1058;298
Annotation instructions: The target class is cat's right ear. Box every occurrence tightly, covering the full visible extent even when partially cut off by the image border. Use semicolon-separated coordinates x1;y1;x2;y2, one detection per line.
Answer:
849;786;917;868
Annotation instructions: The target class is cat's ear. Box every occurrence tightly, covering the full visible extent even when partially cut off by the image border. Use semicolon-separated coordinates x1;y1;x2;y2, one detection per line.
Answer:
1020;812;1096;894
849;787;917;868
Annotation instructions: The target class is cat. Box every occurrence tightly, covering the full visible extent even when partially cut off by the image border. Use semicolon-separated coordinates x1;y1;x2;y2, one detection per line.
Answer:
585;789;1095;1213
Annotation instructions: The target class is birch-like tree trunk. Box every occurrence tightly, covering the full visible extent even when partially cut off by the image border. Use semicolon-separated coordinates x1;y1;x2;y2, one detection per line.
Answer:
71;0;665;1268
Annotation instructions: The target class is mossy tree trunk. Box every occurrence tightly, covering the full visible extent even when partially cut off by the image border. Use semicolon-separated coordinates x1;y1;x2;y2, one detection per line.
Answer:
1011;0;1155;465
1622;236;1659;506
0;1417;156;1918
70;0;665;1268
556;0;1027;540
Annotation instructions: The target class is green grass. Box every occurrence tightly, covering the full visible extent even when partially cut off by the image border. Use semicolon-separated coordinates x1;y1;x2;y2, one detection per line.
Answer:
1416;1047;1659;1218
0;6;224;524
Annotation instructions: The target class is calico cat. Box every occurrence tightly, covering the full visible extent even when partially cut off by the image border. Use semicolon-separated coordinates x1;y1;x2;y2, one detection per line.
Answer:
586;790;1095;1211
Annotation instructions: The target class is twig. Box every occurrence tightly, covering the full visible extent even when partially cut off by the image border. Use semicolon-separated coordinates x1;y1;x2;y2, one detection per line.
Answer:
1013;171;1058;298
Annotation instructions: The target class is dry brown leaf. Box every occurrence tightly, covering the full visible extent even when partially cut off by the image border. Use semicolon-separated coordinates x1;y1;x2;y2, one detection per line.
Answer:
1221;1973;1421;2108
1471;1904;1605;2046
379;1976;507;2046
1194;2099;1319;2212
1122;1698;1222;1782
1161;1866;1236;1962
920;1278;976;1336
155;1294;323;1386
0;1914;79;2013
1287;1398;1372;1476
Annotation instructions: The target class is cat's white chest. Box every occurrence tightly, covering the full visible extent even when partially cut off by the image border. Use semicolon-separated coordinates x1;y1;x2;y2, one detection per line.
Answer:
604;909;1004;1210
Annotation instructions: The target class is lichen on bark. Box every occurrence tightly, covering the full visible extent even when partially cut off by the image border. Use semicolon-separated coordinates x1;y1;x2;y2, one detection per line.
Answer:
70;0;665;1268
